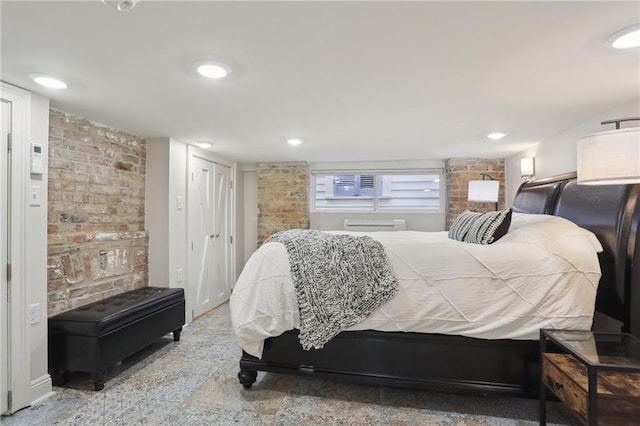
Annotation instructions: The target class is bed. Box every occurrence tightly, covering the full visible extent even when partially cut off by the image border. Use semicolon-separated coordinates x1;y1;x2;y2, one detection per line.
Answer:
231;172;640;397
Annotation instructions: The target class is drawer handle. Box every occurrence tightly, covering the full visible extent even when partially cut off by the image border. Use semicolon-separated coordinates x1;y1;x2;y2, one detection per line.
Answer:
554;382;564;390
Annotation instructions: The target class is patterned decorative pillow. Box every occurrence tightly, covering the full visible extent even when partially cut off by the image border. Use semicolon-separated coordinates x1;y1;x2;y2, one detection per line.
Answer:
448;209;512;245
448;210;478;241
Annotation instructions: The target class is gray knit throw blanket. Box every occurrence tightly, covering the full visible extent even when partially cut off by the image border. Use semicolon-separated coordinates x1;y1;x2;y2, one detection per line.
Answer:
265;229;398;350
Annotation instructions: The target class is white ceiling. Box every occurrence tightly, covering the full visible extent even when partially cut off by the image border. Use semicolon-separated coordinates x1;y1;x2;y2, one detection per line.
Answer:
2;1;639;163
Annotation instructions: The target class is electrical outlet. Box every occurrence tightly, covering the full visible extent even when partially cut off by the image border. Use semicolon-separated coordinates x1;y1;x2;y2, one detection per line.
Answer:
29;303;40;324
99;250;107;270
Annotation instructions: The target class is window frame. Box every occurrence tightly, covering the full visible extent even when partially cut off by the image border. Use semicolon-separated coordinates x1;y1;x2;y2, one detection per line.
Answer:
310;170;446;213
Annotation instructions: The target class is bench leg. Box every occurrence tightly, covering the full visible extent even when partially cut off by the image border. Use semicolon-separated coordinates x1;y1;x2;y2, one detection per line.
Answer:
173;327;182;342
51;370;69;387
238;368;258;389
92;372;105;391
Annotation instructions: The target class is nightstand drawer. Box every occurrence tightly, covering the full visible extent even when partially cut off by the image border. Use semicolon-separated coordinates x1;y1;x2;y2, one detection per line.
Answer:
543;353;640;425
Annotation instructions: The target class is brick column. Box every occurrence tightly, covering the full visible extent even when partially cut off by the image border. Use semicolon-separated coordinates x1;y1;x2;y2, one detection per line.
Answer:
47;109;148;315
257;162;310;246
446;158;505;228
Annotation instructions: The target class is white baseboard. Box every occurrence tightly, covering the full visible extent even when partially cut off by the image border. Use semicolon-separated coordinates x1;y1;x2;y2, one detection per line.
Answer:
30;374;52;405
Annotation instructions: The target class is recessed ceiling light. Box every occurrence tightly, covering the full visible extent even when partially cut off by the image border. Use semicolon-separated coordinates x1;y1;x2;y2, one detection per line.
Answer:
195;62;230;79
487;132;508;140
607;23;640;49
287;138;304;146
102;0;138;11
195;142;213;149
28;73;68;89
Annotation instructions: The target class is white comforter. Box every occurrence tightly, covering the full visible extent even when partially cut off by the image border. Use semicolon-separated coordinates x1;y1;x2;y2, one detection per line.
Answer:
230;213;603;358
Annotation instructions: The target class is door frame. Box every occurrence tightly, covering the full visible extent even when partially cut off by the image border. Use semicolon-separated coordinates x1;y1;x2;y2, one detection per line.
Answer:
0;83;30;414
1;97;11;416
185;145;235;322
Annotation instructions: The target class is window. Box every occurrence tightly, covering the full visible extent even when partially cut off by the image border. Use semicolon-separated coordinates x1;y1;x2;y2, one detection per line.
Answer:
333;175;374;197
313;172;443;212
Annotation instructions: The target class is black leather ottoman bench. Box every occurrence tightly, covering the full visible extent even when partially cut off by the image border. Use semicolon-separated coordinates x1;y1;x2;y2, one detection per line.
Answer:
48;286;185;391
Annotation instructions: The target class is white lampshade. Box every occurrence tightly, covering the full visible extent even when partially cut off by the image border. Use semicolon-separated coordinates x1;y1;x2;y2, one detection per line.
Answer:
468;180;499;202
577;127;640;185
520;157;535;178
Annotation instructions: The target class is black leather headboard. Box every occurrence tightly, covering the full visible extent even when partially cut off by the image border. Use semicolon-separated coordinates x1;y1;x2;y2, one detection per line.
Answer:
514;172;640;336
512;180;565;214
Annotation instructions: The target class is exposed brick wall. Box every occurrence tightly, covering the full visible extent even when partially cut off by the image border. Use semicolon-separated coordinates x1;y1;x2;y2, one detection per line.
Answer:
257;162;310;246
446;158;505;228
47;109;148;315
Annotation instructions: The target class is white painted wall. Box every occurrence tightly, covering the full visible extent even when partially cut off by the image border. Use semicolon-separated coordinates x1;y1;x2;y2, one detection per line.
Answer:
145;138;189;289
505;99;640;206
311;211;446;232
169;141;188;290
242;166;258;264
504;145;540;207
231;164;245;280
310;159;446;173
0;82;51;412
26;91;50;405
145;139;170;286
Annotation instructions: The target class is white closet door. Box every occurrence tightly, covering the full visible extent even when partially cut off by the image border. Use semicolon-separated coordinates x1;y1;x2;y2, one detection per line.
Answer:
187;157;232;321
212;163;232;299
188;156;216;319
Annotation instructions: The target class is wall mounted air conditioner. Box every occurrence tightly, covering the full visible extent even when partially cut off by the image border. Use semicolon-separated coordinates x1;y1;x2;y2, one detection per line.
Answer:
343;219;406;232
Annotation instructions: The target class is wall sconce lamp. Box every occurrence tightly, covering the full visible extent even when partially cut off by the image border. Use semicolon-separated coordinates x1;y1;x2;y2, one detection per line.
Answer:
577;117;640;185
468;173;499;211
520;157;535;179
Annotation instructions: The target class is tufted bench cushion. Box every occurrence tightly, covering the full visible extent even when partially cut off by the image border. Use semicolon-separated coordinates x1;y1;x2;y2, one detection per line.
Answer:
49;286;185;390
49;287;185;336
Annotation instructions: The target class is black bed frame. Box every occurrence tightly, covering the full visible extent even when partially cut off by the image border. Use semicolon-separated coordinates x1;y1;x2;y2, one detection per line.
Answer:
237;172;640;397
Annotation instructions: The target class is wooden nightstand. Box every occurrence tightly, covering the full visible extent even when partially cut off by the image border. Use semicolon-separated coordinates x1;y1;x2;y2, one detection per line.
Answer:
540;329;640;425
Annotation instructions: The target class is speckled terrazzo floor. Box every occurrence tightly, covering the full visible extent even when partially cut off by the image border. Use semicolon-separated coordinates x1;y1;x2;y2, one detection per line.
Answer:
1;303;579;425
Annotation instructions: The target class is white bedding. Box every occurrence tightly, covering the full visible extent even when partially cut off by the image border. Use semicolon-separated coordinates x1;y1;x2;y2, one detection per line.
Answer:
230;213;603;358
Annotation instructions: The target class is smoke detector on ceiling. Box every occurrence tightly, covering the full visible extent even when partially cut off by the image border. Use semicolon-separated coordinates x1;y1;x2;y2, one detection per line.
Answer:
101;0;138;12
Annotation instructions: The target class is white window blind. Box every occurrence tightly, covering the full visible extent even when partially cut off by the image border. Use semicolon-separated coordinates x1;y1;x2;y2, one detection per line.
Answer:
312;172;443;212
